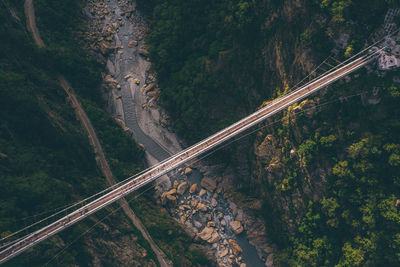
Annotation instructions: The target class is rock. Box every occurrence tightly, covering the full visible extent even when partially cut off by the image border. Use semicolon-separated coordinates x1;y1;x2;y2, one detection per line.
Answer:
290;148;296;158
232;207;238;216
165;194;177;206
181;205;191;210
216;186;223;194
180;215;187;223
220;248;229;257
229;221;244;235
199;189;207;197
301;99;317;118
265;253;274;267
114;95;121;100
208;231;221;243
207;221;216;227
166;188;177;195
196;202;208;212
139;48;149;56
124;73;133;80
133;78;140;85
128;40;138;47
193;220;202;229
177;181;189;195
198;227;214;241
143;83;156;93
221;219;226;227
191;199;199;208
99;41;114;55
240;263;247;267
211;198;218;207
189;183;198;194
201;177;217;192
105;75;118;85
184;167;192;175
229;239;243;255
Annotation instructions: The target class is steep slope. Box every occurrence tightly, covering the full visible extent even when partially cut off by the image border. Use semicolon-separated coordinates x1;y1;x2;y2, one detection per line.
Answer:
0;1;157;266
138;0;400;265
0;0;211;266
24;0;171;265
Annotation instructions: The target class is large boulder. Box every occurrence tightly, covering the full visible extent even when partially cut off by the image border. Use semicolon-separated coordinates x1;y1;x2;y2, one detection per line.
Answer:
201;177;217;192
166;188;177;195
219;248;228;257
189;183;198;194
124;73;133;80
99;41;114;55
128;40;138;47
177;181;189;195
199;189;207;197
138;48;149;56
229;239;243;255
184;167;192;175
161;188;177;206
198;227;214;241
207;231;221;243
265;253;274;267
229;221;244;235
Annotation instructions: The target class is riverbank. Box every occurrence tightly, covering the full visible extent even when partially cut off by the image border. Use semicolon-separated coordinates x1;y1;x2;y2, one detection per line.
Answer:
82;0;270;265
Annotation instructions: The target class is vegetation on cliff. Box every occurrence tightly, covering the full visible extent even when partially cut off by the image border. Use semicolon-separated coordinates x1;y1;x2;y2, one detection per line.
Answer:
0;1;209;266
139;0;400;265
0;2;157;266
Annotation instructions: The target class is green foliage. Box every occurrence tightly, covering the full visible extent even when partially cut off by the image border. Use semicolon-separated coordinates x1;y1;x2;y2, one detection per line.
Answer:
385;85;400;98
0;1;152;265
134;0;399;265
138;0;263;143
319;134;337;148
298;139;318;164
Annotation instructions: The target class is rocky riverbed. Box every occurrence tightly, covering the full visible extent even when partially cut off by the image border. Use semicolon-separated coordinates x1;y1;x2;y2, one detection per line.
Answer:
81;0;273;266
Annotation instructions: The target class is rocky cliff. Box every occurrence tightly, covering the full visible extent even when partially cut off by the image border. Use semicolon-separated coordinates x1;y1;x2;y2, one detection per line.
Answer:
138;0;400;265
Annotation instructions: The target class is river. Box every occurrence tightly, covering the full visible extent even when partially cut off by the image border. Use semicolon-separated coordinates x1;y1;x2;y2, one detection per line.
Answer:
86;0;266;265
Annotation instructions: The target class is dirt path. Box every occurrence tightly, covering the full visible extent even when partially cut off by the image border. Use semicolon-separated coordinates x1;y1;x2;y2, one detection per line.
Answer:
24;1;170;266
24;0;44;48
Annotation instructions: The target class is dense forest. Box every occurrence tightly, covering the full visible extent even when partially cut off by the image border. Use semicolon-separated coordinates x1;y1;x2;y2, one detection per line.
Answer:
137;0;391;143
0;0;209;266
1;0;399;265
138;0;400;266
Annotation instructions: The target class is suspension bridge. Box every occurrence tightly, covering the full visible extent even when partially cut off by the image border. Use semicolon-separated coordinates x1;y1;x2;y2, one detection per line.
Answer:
0;41;388;263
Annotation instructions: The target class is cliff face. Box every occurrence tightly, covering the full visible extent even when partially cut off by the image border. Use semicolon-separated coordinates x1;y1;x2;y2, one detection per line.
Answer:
240;1;400;265
138;0;399;265
211;0;400;265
